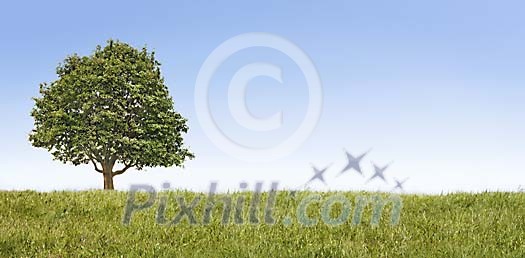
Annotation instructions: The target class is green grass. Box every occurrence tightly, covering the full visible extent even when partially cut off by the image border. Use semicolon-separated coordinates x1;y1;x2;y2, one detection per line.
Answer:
0;190;524;257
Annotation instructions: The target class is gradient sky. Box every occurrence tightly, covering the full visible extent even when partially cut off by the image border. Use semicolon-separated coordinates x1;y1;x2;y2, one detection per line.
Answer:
0;0;524;193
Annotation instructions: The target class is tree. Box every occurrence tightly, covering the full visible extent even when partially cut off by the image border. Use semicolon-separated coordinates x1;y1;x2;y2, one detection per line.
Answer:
29;40;194;190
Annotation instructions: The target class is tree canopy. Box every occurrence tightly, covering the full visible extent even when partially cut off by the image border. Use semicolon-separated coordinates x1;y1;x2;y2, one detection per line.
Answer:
30;40;194;189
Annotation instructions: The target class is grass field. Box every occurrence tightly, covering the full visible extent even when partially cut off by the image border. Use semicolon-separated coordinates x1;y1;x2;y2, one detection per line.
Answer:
0;190;524;257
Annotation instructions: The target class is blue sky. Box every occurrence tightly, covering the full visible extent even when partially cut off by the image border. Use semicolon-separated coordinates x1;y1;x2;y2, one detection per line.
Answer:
0;0;524;193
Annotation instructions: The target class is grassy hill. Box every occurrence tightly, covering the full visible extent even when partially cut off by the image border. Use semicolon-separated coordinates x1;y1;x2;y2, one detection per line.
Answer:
0;190;523;257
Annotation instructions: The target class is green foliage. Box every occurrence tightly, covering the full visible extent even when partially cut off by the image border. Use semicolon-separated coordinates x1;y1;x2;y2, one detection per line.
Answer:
29;40;193;186
0;191;523;257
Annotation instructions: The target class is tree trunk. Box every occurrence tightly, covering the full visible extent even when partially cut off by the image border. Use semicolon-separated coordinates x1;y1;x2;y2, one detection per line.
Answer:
102;162;115;190
103;173;114;190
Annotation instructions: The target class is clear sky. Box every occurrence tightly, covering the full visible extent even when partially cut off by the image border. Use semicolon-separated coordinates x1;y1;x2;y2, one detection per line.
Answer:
0;0;524;193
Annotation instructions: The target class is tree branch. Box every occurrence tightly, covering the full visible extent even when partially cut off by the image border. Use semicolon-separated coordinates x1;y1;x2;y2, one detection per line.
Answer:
90;159;103;173
113;163;133;176
110;155;118;167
